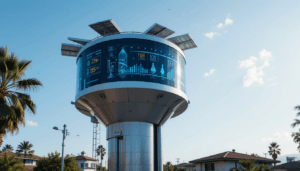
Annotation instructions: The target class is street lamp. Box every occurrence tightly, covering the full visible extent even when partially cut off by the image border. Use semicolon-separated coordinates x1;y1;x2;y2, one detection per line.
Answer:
53;124;69;171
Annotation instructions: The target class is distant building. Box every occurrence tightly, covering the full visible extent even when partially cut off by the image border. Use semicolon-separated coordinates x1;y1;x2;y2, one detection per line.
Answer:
175;163;196;170
189;150;280;171
271;160;300;171
286;157;297;163
0;151;41;171
75;151;98;171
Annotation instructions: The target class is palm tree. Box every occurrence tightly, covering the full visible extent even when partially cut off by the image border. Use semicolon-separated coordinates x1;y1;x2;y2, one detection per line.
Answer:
268;142;281;165
0;46;42;147
291;105;300;128
164;161;174;171
0;152;27;171
239;160;256;171
2;144;13;152
291;132;300;152
96;145;106;170
16;141;35;159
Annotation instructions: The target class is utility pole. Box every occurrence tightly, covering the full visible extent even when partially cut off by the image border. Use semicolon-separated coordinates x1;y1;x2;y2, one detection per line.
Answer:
264;153;267;158
53;124;69;171
176;158;180;165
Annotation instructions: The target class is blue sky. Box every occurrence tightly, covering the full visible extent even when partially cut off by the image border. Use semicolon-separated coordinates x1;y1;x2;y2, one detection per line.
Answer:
1;0;300;166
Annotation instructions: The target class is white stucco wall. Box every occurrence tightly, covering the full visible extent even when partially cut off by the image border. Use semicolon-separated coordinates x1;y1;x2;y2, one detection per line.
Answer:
76;159;97;171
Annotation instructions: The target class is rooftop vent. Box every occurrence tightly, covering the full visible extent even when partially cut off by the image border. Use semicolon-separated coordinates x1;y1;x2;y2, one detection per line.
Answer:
232;149;235;152
81;151;86;156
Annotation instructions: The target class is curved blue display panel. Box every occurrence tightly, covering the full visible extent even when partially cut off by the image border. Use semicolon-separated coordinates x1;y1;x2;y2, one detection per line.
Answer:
76;38;186;93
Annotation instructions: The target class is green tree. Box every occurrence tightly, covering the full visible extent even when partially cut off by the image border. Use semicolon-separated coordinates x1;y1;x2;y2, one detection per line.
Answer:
230;160;271;171
0;46;42;147
0;152;27;171
164;161;174;171
16;141;34;158
2;144;13;152
291;105;300;152
34;151;81;171
96;145;106;170
268;142;281;165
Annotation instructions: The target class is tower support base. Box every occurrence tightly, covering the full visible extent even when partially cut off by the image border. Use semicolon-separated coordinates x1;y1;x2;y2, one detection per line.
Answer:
107;122;162;171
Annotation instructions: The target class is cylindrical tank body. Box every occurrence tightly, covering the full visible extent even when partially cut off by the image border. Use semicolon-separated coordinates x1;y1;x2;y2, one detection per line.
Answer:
75;33;188;171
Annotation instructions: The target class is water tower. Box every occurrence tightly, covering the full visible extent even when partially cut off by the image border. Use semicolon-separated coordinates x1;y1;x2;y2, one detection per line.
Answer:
61;19;197;171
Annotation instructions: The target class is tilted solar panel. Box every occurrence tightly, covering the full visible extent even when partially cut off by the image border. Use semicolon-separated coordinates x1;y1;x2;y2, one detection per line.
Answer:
144;23;175;38
89;19;122;36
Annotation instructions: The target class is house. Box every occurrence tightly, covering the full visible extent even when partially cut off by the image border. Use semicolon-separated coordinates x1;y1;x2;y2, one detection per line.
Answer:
75;151;98;171
0;151;41;171
189;150;280;171
271;160;300;171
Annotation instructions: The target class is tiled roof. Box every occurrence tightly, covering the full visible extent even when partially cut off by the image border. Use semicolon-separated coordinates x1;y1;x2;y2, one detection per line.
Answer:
189;151;280;164
271;160;300;170
0;151;41;160
75;155;98;161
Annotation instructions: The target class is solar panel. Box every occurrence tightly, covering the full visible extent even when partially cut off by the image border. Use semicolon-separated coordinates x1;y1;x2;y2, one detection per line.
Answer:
144;23;175;38
89;19;122;36
68;37;91;46
61;43;82;57
168;34;197;51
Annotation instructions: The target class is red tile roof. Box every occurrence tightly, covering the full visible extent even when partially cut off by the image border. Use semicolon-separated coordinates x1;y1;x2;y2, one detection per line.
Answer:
75;155;98;161
0;151;41;160
189;151;280;164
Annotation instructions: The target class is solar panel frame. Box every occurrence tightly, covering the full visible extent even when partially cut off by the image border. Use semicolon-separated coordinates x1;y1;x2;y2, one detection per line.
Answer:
89;19;122;36
68;37;91;46
144;23;175;38
61;43;82;57
168;34;197;51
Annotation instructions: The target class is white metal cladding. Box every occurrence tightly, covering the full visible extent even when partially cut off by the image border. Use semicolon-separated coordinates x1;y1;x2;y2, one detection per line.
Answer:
74;82;188;126
89;19;122;36
77;33;186;62
168;34;198;51
61;43;82;57
68;37;91;46
144;23;175;38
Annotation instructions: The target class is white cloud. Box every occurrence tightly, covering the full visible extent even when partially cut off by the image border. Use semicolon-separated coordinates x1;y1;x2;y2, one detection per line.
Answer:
239;49;272;87
204;69;215;77
225;18;233;25
243;66;264;87
239;56;258;68
217;23;224;28
204;32;217;39
260;49;272;60
268;77;276;81
270;83;277;86
26;120;38;126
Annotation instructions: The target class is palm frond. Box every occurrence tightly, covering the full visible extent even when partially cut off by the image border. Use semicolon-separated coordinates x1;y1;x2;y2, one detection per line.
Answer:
291;119;300;128
16;78;42;91
295;105;300;111
0;46;8;60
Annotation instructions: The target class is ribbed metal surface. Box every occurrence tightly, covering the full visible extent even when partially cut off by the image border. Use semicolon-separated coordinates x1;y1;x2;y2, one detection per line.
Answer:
107;122;154;171
157;126;163;171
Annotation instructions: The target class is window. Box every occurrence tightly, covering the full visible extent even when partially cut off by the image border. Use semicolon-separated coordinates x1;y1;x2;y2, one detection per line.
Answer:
85;163;88;167
91;163;95;168
81;163;84;168
25;160;33;164
205;163;215;171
